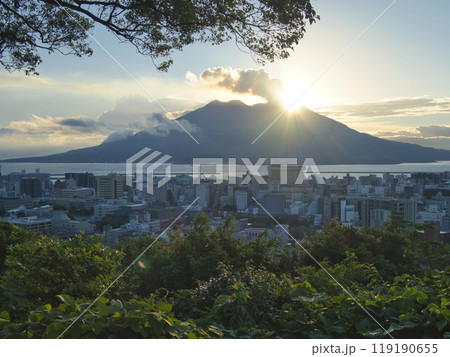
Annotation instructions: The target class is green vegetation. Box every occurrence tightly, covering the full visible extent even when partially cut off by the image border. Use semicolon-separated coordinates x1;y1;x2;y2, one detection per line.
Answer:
0;214;449;338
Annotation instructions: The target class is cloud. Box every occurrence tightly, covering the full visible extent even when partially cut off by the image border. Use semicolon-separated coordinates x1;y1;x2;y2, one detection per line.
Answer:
416;125;450;138
58;118;97;128
102;130;135;144
168;108;195;119
199;67;284;102
376;125;450;139
143;113;198;137
97;95;201;132
57;118;99;132
0;73;50;88
3;114;103;136
0;114;107;147
185;71;199;84
382;137;450;151
318;97;450;119
101;109;198;144
374;125;450;150
0;95;201;157
1;95;199;140
0;71;212;127
0;114;107;159
0;128;19;135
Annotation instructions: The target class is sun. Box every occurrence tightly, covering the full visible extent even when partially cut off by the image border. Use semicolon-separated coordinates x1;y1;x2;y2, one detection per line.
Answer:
279;80;322;111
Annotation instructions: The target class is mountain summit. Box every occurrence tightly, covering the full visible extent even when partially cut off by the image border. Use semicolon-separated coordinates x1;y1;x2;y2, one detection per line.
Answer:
5;100;450;164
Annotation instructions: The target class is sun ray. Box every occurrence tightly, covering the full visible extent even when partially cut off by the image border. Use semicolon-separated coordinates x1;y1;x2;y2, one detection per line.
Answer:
280;80;322;111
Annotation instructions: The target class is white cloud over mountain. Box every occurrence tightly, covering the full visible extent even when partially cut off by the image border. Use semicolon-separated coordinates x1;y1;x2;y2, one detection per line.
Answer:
199;67;284;103
0;95;201;159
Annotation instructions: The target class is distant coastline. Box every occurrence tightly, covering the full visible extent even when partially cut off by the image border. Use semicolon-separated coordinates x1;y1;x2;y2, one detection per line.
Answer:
1;161;449;178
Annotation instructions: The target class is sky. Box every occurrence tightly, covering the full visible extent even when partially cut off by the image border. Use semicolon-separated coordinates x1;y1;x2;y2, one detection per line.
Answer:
1;0;450;159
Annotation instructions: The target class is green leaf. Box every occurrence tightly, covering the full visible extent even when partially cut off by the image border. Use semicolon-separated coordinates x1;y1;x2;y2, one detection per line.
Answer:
43;322;65;339
387;323;405;333
292;296;314;303
0;311;10;321
108;304;123;314
290;281;316;299
436;318;447;331
92;320;105;335
156;302;172;313
415;291;428;304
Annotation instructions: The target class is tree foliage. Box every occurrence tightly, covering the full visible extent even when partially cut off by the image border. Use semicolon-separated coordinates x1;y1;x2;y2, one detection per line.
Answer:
1;234;124;304
0;213;449;339
0;221;40;274
0;0;319;74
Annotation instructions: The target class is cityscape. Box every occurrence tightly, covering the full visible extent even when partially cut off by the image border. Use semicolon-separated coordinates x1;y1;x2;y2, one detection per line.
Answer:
2;164;450;246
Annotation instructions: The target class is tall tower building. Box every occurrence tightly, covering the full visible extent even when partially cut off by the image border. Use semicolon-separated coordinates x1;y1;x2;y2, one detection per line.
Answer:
96;174;124;199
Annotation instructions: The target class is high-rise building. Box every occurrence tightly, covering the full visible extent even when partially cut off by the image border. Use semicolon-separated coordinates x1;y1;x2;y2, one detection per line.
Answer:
235;190;248;211
7;172;50;193
360;198;417;227
340;200;357;226
370;209;391;228
195;182;210;207
96;174;124;199
319;197;332;222
262;194;285;215
65;172;95;188
268;164;305;186
20;178;42;197
330;198;342;220
441;215;450;232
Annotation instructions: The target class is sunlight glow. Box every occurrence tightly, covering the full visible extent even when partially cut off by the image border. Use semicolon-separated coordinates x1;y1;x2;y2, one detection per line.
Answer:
279;80;322;111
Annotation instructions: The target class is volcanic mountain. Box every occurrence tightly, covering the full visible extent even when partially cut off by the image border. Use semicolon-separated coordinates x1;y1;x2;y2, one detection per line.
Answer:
5;100;450;164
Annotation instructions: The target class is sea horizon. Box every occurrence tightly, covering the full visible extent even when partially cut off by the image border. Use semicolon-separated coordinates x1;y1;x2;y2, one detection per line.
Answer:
1;161;450;179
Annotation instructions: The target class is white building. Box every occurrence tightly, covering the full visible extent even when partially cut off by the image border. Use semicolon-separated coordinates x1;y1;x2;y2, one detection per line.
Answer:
289;201;307;216
52;212;94;239
5;216;52;235
195;182;210;208
56;188;95;199
103;212;160;246
25;205;54;218
238;224;290;244
370;209;391;228
235;190;248;211
93;204;118;221
340;200;358;226
417;210;443;224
